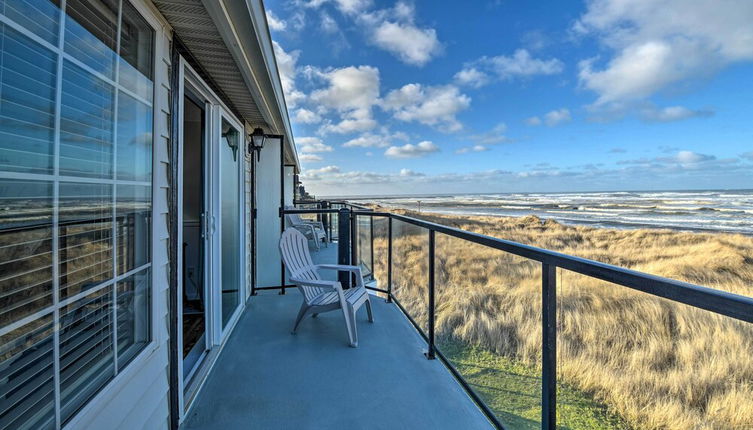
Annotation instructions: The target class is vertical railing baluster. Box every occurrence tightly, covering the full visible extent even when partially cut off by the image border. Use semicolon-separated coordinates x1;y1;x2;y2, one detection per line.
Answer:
337;208;351;288
542;263;557;429
350;210;357;287
369;216;374;278
387;216;392;303
426;229;436;360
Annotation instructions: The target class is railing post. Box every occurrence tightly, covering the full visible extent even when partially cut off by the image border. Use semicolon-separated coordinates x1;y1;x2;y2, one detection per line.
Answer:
386;216;393;303
425;229;436;360
350;209;357;287
542;263;557;429
337;208;351;289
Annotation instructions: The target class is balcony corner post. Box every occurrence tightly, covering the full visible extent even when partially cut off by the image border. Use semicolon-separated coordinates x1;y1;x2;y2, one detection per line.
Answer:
426;229;436;360
337;207;351;288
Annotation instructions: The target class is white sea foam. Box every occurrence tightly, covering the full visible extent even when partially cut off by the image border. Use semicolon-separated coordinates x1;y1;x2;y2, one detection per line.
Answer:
354;190;753;235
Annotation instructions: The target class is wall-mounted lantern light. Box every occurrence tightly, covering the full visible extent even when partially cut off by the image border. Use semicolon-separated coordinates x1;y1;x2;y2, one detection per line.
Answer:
248;127;266;162
248;127;284;162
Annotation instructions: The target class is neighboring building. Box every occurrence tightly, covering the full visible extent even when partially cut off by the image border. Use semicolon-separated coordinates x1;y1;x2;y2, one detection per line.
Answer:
0;1;298;429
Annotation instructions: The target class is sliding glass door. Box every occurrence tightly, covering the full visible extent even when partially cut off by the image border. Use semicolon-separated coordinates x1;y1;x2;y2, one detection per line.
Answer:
219;117;242;329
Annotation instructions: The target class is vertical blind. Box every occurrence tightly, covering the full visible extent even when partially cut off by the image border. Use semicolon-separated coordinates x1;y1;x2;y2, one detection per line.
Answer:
0;1;154;429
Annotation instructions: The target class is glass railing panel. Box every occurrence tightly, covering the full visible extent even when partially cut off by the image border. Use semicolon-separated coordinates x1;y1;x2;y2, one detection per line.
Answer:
369;215;389;298
390;219;430;334
434;232;542;429
557;269;753;430
355;214;373;278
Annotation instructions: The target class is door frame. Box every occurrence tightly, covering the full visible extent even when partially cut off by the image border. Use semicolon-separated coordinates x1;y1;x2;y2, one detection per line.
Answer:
175;57;247;421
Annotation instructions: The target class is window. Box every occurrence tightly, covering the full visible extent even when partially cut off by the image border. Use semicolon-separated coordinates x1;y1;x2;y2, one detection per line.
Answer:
0;1;155;428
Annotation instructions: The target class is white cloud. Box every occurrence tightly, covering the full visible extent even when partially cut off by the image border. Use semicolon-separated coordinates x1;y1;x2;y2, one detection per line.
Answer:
741;151;753;161
266;10;287;31
301;165;341;180
453;68;489;88
320;11;338;33
639;105;713;123
384;141;439;159
457;49;563;87
342;130;407;148
399;168;425;177
371;21;441;66
544;108;571;126
311;65;380;134
299;154;323;162
674;150;715;165
470;123;512;144
293;108;322;124
527;109;571;127
382;84;470;132
356;2;442;66
575;0;753;107
272;42;305;108
456;145;489;154
297;137;333;153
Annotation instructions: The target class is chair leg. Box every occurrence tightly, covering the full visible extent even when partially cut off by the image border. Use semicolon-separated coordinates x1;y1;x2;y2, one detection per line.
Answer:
339;302;356;347
348;303;358;347
365;298;374;323
292;302;309;334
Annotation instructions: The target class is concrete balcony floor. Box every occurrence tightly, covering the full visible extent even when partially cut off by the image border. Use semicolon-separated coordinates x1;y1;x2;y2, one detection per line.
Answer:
181;243;492;429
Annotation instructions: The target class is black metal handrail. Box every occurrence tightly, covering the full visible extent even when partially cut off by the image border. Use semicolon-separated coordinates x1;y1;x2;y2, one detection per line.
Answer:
280;205;753;430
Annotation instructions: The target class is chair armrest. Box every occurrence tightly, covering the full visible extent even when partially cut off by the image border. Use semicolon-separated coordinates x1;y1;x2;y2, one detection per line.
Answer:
290;277;341;291
316;265;364;288
291;223;316;237
317;264;361;273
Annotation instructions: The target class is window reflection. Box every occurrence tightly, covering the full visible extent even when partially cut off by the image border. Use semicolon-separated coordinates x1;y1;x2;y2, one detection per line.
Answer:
116;268;151;370
1;0;61;44
117;184;150;274
64;0;118;78
59;182;113;299
60;61;115;179
116;91;152;181
220;119;240;328
0;179;53;325
119;1;154;101
0;23;57;174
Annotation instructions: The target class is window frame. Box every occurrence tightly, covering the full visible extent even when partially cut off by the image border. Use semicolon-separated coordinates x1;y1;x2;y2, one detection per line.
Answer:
0;1;161;429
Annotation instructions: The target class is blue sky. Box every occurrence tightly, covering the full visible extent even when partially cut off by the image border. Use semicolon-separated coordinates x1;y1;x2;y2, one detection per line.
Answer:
265;0;753;197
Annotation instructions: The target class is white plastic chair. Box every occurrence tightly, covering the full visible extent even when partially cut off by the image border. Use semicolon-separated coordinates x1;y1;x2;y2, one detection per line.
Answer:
285;209;328;250
279;227;373;347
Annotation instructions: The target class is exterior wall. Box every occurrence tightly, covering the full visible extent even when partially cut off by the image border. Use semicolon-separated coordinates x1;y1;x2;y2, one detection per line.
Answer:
284;166;295;207
65;2;172;429
255;137;283;288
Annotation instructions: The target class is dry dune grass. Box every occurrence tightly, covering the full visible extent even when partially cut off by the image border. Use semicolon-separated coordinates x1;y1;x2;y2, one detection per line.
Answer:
368;209;753;429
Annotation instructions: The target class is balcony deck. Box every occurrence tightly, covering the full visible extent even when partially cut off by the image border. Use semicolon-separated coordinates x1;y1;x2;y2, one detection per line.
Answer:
181;243;491;429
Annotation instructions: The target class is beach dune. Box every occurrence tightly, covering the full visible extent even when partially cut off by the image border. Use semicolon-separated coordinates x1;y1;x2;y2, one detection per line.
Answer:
368;209;753;429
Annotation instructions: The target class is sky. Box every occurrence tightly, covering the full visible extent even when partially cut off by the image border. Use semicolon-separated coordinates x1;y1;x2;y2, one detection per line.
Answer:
265;0;753;197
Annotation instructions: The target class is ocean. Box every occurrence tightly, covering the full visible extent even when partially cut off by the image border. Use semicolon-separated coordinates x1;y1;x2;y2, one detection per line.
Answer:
345;190;753;235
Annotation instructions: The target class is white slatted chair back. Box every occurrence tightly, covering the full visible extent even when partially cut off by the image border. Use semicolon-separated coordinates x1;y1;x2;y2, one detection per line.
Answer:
279;228;325;303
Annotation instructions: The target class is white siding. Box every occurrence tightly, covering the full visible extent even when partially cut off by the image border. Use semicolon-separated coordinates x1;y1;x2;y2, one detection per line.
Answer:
255;137;282;287
284;166;294;207
64;4;172;429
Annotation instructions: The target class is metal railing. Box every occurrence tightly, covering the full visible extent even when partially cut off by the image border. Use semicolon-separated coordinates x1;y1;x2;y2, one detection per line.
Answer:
280;204;753;430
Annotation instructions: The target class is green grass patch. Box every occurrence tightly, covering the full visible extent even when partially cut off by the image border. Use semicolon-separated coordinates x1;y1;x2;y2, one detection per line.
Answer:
440;340;631;430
